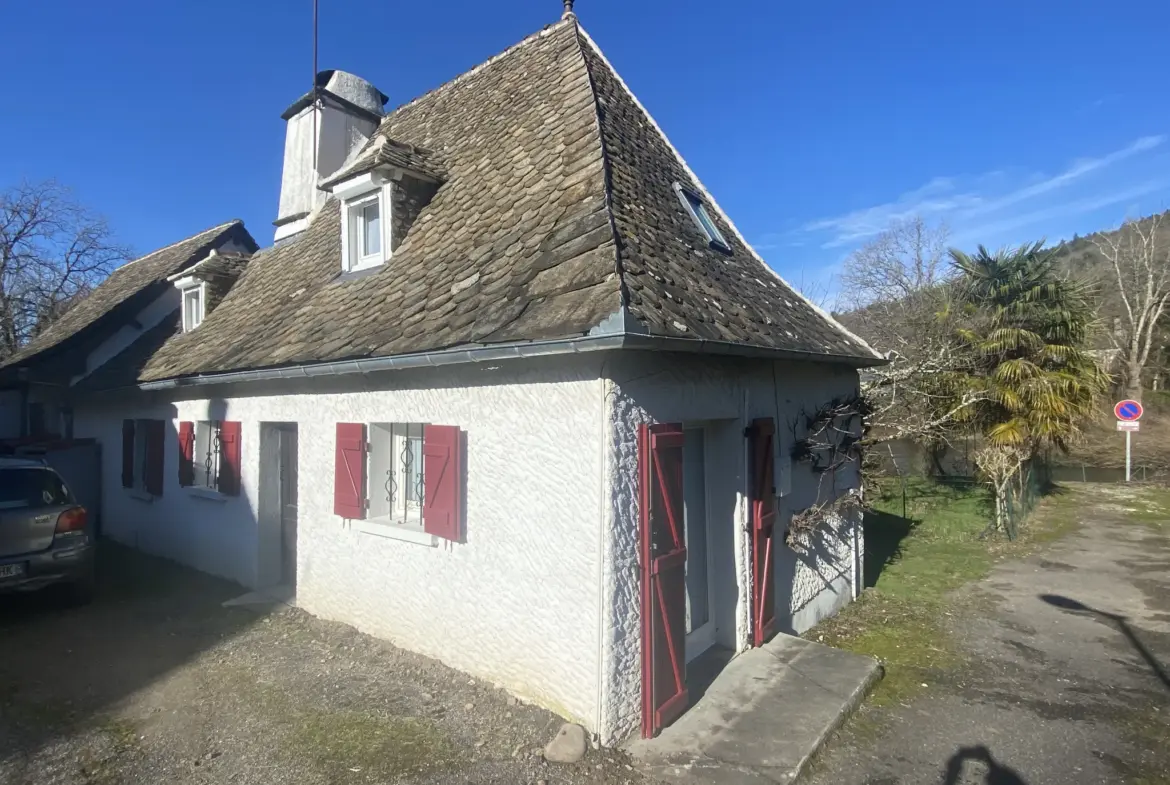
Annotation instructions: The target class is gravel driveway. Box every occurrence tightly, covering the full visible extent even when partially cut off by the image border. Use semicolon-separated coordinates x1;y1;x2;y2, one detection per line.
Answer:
0;544;644;785
805;485;1170;785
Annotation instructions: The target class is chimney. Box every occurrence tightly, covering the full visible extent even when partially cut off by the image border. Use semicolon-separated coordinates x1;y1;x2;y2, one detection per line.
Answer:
274;70;389;241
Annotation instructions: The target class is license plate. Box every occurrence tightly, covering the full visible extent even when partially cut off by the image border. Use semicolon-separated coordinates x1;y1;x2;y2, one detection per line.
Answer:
0;563;25;580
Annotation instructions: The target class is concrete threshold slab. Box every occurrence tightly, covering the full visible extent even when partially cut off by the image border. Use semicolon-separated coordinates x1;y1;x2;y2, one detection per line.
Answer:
627;634;882;785
222;584;296;610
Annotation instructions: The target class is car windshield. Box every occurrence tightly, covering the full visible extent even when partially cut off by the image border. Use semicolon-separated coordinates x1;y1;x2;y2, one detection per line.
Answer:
0;468;71;510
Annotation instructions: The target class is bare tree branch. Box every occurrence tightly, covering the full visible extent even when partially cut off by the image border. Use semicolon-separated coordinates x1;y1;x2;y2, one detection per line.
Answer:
1092;214;1170;399
0;180;131;359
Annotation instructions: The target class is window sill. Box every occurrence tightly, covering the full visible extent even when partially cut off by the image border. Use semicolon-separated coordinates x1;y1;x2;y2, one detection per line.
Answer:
187;487;227;502
355;519;437;547
126;488;155;503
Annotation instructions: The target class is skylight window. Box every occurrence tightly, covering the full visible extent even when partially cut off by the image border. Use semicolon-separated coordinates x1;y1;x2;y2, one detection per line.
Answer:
674;183;730;252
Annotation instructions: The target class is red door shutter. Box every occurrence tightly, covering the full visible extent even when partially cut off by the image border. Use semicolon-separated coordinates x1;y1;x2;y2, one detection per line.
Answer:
749;417;777;647
121;419;135;488
639;422;688;738
219;421;242;496
334;423;367;519
422;424;463;542
144;419;165;496
178;421;195;487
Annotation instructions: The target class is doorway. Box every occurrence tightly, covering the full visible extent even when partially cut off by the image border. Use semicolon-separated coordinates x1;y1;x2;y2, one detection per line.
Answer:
259;422;298;593
278;425;298;587
683;426;716;662
640;420;739;737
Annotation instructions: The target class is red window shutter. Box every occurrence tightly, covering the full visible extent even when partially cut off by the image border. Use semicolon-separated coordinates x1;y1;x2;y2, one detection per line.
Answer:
121;419;135;488
334;423;367;519
219;421;242;496
422;424;463;542
178;421;195;487
144;419;165;496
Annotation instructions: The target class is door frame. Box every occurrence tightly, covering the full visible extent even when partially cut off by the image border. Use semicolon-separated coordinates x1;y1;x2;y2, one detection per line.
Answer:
683;423;718;664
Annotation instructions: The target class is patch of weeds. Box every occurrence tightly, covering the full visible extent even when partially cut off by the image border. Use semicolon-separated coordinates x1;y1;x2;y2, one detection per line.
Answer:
76;717;142;785
218;669;460;778
1120;487;1170;532
295;711;458;776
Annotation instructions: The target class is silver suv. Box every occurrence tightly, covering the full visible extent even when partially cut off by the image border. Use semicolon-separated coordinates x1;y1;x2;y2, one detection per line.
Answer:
0;458;95;601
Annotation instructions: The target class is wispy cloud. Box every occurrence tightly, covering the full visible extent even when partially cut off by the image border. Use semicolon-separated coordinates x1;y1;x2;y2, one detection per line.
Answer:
799;135;1168;251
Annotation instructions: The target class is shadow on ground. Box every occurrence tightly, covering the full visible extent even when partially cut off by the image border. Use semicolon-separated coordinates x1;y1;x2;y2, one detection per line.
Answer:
942;745;1030;784
862;508;917;588
1040;593;1170;691
0;540;264;769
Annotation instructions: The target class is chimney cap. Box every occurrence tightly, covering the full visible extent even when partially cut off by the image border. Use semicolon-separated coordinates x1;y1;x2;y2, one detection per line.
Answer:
280;69;388;122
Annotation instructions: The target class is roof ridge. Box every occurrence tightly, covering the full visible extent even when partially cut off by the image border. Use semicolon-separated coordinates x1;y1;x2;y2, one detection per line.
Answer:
574;26;882;361
567;21;628;321
380;19;574;128
119;219;243;269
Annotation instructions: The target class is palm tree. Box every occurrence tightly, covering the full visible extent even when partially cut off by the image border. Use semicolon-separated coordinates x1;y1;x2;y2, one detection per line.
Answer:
949;242;1107;537
950;242;1106;451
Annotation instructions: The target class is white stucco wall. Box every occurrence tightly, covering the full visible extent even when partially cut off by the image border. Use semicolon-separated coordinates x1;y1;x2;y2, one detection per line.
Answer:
600;352;864;743
73;357;608;730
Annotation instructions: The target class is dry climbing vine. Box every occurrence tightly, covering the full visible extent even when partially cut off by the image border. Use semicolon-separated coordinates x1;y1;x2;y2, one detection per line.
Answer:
789;395;869;474
784;394;869;547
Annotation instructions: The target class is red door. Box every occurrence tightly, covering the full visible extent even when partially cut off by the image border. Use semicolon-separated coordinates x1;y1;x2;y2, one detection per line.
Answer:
639;422;688;738
750;418;777;647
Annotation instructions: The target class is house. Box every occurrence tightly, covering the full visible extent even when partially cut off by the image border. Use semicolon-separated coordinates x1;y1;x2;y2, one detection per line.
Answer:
23;5;882;743
0;222;258;441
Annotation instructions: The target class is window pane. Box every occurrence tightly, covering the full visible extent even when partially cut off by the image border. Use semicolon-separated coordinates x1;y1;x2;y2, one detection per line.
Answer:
361;201;381;257
184;289;202;329
404;432;423;505
369;423;393;519
0;469;70;508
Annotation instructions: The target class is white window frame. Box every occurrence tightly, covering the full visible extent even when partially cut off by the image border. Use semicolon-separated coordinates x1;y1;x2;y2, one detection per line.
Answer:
673;182;730;252
366;422;425;531
180;282;207;332
334;173;392;274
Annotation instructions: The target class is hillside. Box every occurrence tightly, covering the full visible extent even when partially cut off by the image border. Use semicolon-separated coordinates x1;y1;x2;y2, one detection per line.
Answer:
1045;209;1170;353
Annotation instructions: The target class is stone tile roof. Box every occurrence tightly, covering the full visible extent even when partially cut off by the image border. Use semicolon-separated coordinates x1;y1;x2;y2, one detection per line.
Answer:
320;137;446;188
169;251;251;284
73;311;180;393
1;220;255;379
137;19;878;383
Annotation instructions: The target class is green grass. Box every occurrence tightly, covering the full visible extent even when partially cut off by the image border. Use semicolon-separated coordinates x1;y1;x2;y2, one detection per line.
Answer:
1113;485;1170;531
810;477;1077;706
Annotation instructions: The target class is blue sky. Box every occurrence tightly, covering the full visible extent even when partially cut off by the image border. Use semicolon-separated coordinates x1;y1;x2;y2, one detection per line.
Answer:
2;0;1168;298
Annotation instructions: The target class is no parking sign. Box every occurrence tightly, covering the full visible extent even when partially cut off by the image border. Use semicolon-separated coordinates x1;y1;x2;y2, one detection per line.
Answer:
1114;399;1143;481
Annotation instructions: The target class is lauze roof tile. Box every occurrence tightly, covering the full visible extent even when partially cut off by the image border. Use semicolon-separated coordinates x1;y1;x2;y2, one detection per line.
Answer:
110;18;882;387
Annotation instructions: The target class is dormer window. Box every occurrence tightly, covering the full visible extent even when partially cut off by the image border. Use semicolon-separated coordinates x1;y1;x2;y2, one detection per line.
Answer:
332;172;392;273
181;283;206;332
674;183;730;252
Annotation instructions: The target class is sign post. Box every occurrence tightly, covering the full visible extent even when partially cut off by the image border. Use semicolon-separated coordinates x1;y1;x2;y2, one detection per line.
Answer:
1114;400;1144;482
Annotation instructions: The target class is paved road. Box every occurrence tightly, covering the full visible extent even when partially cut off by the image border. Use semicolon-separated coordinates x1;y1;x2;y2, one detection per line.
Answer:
807;486;1170;785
